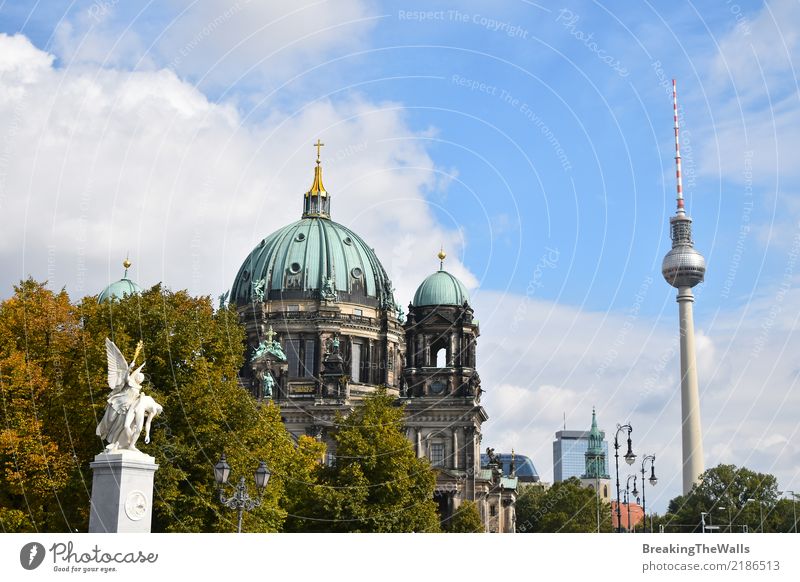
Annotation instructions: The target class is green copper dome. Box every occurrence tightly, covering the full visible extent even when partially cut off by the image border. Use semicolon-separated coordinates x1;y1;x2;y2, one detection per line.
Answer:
231;151;396;308
412;269;470;307
230;218;395;307
98;260;142;302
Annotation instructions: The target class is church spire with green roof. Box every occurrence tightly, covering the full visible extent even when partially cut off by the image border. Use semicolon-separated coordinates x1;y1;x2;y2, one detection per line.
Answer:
582;407;609;479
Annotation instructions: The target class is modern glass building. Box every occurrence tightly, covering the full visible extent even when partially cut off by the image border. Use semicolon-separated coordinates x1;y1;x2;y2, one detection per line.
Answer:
480;453;539;483
553;429;609;482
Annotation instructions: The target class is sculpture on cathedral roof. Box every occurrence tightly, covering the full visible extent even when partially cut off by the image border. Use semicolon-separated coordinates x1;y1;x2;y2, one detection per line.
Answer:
320;276;337;302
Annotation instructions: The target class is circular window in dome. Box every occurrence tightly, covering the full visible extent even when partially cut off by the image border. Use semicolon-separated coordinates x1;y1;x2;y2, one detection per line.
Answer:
351;267;363;279
343;236;353;246
241;270;250;282
289;262;302;274
295;233;306;242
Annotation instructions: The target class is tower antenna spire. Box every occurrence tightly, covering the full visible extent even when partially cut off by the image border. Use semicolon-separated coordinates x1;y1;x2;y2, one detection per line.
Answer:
673;79;685;215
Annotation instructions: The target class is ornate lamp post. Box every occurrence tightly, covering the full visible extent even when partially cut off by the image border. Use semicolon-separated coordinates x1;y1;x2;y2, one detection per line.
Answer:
639;454;657;532
614;424;636;533
214;453;271;533
779;490;797;533
625;475;638;533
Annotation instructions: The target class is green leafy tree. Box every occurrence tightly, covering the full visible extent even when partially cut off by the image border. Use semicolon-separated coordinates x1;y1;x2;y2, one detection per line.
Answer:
658;464;781;533
516;478;613;533
287;388;440;532
0;279;324;532
445;500;484;532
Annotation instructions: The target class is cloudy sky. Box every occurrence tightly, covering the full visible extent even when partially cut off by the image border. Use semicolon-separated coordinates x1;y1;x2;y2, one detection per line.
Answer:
1;0;798;513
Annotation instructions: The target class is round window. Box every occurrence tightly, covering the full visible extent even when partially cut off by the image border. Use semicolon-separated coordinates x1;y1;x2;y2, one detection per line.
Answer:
241;270;250;282
343;236;353;245
289;262;302;274
351;267;363;279
430;381;445;395
295;233;306;242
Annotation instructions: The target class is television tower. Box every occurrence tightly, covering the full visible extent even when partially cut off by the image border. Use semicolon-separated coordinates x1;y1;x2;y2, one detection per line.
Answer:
661;79;706;495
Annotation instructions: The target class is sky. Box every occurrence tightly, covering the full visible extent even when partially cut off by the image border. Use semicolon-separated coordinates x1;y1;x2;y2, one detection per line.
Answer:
1;0;798;515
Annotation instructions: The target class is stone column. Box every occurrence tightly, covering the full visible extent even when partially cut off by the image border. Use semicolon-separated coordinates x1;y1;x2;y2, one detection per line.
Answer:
89;451;159;533
452;429;459;469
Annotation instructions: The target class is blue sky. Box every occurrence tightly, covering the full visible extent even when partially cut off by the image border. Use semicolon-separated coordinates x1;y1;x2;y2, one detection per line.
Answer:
1;1;798;514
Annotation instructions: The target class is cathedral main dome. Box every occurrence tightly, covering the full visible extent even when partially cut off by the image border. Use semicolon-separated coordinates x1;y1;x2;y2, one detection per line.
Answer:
229;217;395;307
230;144;395;309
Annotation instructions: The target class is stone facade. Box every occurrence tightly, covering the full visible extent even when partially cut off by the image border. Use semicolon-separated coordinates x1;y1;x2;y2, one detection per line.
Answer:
232;158;516;531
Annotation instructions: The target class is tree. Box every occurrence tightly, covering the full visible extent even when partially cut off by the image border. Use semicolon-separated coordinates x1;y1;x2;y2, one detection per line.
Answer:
286;388;440;532
445;500;484;532
0;279;324;532
516;478;613;533
658;464;781;533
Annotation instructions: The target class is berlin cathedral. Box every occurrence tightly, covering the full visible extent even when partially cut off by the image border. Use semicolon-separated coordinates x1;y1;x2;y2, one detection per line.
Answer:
104;143;517;532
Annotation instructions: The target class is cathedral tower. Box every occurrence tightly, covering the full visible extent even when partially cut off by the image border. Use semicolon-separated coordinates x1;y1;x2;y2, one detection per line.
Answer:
402;250;516;532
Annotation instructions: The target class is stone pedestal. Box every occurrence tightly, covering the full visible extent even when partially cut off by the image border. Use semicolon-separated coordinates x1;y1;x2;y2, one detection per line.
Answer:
88;450;159;533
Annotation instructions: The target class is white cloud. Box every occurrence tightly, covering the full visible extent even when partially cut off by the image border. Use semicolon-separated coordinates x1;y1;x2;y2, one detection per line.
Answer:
474;286;800;511
0;33;465;307
52;0;377;90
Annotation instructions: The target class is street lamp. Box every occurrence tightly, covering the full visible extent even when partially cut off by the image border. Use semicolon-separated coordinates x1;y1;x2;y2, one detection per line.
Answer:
639;454;657;533
716;505;732;533
779;490;797;533
746;498;764;533
614;424;636;533
625;475;638;533
214;453;271;533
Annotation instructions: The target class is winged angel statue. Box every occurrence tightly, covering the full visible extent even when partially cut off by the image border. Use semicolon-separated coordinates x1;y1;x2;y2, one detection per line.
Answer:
96;338;163;452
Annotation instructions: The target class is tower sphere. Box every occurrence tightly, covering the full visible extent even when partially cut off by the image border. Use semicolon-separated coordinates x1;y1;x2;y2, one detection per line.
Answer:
662;245;706;288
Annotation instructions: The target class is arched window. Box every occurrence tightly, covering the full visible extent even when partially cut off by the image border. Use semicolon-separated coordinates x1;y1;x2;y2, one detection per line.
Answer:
603;485;608;498
435;347;446;367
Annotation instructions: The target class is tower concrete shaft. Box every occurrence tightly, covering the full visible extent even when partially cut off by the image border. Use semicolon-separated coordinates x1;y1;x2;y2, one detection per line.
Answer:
661;80;706;495
677;286;704;493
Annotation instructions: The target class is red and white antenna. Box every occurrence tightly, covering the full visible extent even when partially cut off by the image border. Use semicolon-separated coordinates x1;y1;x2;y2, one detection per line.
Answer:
673;79;685;214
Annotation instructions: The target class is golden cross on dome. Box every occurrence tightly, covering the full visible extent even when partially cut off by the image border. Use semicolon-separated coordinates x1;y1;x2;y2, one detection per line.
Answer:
314;139;325;164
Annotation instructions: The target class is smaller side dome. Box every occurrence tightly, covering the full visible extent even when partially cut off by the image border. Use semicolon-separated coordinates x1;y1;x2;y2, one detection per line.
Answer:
99;259;143;302
412;270;469;307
